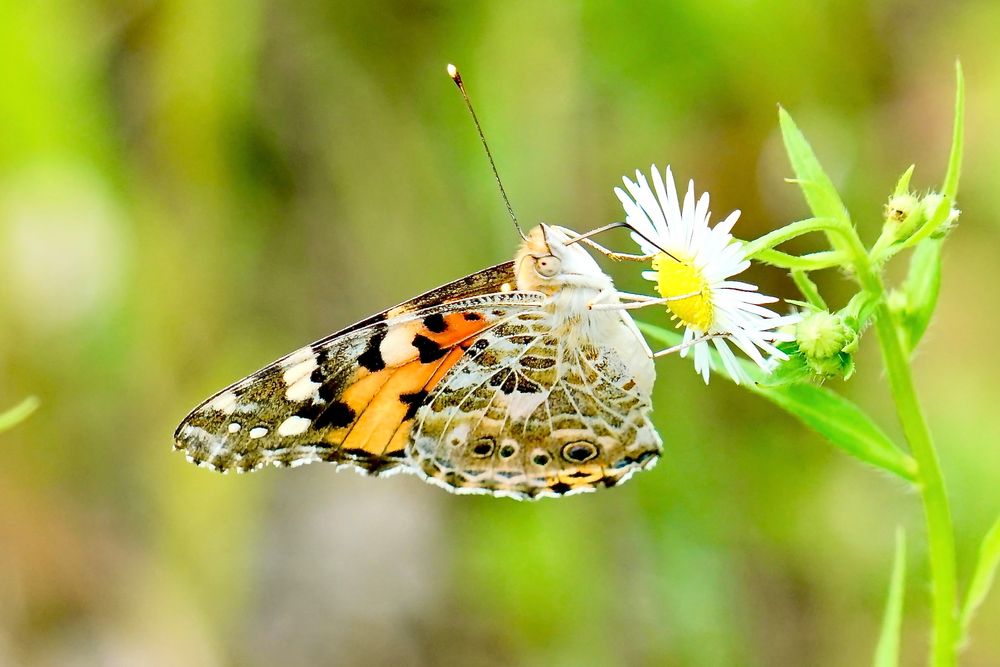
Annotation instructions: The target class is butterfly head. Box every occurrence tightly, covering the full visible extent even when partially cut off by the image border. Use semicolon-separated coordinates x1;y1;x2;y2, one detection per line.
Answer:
515;224;612;294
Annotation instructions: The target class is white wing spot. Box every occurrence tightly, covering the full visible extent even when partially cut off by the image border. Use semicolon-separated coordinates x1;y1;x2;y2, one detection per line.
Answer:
281;346;315;368
207;391;238;414
285;375;320;402
277;415;311;437
249;426;268;439
380;322;422;367
228;422;241;433
282;351;318;386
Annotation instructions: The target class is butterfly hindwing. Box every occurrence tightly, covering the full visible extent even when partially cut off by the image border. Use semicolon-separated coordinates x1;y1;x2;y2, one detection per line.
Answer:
409;309;662;499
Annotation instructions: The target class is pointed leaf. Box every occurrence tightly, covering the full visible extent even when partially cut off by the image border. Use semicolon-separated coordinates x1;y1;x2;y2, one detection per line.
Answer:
893;165;915;198
874;529;907;667
942;61;964;201
791;269;827;310
899;239;942;354
960;515;1000;642
778;108;852;253
751;382;916;483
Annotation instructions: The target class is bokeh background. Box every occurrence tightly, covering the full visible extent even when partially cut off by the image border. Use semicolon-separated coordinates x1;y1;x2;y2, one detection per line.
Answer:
2;2;998;665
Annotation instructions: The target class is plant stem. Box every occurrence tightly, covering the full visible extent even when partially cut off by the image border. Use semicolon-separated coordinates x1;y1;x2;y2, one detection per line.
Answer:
843;226;958;666
752;248;847;271
742;216;838;256
873;302;957;666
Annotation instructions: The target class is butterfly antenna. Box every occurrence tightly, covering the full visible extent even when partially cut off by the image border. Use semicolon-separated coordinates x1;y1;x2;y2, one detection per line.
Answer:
447;64;526;241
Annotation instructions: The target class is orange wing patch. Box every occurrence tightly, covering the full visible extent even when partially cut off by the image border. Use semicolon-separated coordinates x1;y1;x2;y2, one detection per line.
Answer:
319;311;494;466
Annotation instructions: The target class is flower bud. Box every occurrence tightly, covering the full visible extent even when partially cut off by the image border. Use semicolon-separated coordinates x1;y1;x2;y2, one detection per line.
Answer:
805;353;848;378
884;194;919;223
882;193;923;242
795;310;851;360
921;193;960;238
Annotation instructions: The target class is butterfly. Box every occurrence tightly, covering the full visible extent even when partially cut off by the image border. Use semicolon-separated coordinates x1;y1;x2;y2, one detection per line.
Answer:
173;223;663;499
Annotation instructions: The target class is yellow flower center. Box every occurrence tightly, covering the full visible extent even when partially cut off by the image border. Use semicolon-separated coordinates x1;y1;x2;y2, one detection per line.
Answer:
653;252;713;332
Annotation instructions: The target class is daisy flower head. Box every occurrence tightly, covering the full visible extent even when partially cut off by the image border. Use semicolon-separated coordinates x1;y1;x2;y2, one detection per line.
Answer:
615;165;799;384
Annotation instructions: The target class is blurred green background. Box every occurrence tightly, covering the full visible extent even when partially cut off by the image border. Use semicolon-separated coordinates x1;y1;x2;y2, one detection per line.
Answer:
2;1;998;665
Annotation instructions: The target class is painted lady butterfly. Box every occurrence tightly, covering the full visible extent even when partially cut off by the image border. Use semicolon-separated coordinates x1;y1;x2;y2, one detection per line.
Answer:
174;224;662;499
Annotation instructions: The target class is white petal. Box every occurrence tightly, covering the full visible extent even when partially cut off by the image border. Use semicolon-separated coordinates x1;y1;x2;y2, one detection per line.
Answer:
651;164;680;238
714;338;750;385
660;166;684;233
715;280;759;291
694;342;711;383
715;209;741;237
630;231;661;257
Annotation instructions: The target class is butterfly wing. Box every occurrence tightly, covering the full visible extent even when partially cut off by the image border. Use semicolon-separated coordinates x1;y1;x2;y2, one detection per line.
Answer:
174;263;541;474
175;261;663;499
408;309;662;499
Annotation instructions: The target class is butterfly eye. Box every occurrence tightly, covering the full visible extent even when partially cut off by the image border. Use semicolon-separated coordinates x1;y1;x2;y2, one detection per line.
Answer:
534;255;562;278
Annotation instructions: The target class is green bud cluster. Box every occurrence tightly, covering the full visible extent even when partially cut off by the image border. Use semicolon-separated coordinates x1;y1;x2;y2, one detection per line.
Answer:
794;310;856;378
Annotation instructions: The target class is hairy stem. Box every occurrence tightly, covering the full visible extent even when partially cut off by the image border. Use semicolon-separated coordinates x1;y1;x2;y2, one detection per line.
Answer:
751;248;847;271
742;217;838;257
874;304;957;666
843;225;958;666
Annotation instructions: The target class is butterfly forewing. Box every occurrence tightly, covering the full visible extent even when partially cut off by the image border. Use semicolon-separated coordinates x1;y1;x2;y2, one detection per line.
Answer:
174;263;539;474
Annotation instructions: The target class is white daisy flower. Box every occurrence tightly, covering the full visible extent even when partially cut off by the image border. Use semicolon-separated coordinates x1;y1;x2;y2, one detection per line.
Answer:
615;165;800;384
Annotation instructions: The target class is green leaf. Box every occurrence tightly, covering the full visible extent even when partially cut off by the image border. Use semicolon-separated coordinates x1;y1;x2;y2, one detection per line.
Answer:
791;269;827;310
959;515;1000;642
893;165;915;197
0;396;39;433
942;60;964;201
873;528;907;667
841;290;880;337
778;107;852;253
899;238;943;354
751;381;916;483
637;322;917;483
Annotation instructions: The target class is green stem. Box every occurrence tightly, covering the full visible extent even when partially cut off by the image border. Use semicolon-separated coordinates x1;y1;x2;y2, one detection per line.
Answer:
841;225;958;666
873;303;957;666
742;217;838;256
752;248;847;271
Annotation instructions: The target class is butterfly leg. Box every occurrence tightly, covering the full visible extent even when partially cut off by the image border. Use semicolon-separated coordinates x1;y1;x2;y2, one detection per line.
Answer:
588;291;700;311
586;288;661;311
578;238;658;263
585;287;626;310
614;291;663;301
